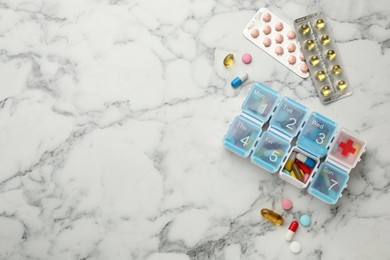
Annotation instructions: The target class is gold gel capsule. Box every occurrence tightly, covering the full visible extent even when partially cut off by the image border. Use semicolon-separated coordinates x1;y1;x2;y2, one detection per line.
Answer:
315;19;325;30
315;70;326;81
305;40;315;51
332;65;342;75
321;85;332;96
337;80;347;91
326;50;336;60
320;34;330;45
310;55;320;66
260;208;284;225
299;24;310;35
223;54;234;67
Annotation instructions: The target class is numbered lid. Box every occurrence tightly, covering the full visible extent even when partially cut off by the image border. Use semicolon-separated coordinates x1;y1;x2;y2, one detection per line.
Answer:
269;97;309;138
308;161;349;204
242;83;280;124
222;115;262;158
251;130;291;173
296;112;338;157
327;128;367;169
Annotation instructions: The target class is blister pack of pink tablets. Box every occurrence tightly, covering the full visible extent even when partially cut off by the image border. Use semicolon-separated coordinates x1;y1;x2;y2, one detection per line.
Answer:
243;8;310;78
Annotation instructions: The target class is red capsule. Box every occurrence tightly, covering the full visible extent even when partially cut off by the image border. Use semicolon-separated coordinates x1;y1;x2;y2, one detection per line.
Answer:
295;160;312;174
285;220;299;241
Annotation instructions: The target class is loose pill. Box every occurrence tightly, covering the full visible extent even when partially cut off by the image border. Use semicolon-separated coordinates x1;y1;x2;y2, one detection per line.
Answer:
223;54;234;67
263;12;272;22
260;208;284;225
282;198;293;210
275;46;284;56
275;22;284;32
296;153;316;168
242;53;252;64
300;63;309;73
290;241;302;254
275;34;284;43
299;215;311;227
292;163;304;182
287;30;296;39
285;220;299;241
284;152;296;171
288;55;296;65
287;43;296;52
263;37;271;47
263;25;271;35
250;28;260;38
231;73;248;88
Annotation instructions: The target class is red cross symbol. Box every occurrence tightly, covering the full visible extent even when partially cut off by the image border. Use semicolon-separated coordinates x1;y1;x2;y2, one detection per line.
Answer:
339;139;356;156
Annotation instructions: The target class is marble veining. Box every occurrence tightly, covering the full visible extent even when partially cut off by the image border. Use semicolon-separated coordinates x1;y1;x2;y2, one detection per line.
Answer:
0;0;389;259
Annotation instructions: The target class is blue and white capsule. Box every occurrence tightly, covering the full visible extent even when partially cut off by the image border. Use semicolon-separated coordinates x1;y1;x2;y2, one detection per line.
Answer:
231;72;248;88
296;153;316;168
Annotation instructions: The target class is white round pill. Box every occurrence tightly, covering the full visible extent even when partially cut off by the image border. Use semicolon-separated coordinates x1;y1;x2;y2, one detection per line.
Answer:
289;241;301;254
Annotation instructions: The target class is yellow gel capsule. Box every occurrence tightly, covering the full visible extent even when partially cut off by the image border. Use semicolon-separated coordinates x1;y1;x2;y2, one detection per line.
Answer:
320;34;330;45
292;163;304;182
305;40;315;51
315;70;326;81
223;54;234;67
260;208;284;225
315;19;325;30
332;65;342;75
310;55;320;66
284;152;296;171
290;170;297;179
326;50;336;60
321;85;332;96
337;80;347;91
299;24;310;35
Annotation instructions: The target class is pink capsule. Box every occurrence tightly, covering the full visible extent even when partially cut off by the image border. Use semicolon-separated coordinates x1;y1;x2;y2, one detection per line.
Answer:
263;12;272;22
287;43;296;53
275;22;284;31
263;37;272;47
263;25;271;35
275;46;284;56
275;34;284;44
287;30;296;39
250;28;259;38
288;55;296;65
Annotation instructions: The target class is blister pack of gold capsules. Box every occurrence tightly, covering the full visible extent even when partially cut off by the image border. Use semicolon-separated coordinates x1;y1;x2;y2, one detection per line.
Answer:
294;12;352;104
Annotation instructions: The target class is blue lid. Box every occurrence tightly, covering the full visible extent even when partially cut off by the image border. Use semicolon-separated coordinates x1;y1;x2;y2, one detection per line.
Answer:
269;97;309;138
296;112;338;157
251;130;291;173
223;115;262;158
308;161;349;204
242;83;280;123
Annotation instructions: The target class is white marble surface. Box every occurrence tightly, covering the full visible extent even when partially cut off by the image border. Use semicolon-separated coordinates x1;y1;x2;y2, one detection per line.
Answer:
0;0;389;259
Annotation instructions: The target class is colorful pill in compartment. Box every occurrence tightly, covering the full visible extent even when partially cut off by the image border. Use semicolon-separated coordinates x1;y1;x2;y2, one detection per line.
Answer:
251;131;291;173
308;161;349;204
269;97;309;138
242;83;280;123
297;112;338;157
328;128;367;168
281;147;319;188
223;115;262;158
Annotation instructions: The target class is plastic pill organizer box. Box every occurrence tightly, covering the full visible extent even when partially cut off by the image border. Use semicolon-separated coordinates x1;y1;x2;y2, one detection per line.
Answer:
223;83;367;204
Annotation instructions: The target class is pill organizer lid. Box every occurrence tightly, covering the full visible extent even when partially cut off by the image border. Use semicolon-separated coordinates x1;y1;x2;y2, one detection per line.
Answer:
242;83;280;124
308;161;349;204
296;112;338;157
327;128;367;169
